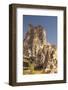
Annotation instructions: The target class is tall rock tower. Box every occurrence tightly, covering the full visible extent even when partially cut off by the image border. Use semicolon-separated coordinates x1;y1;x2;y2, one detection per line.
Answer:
23;24;47;57
23;24;57;74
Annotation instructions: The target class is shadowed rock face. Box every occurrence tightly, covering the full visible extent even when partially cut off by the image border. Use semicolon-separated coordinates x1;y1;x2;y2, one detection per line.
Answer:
23;24;57;74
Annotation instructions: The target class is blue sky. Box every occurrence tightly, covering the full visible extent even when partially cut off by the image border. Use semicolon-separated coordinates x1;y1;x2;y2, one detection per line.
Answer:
23;15;57;45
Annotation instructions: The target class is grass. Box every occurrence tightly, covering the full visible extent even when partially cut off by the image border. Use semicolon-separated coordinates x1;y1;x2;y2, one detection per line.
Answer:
23;67;52;75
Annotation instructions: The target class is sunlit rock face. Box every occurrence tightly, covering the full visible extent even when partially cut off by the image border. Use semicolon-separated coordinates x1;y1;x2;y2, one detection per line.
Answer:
23;24;57;74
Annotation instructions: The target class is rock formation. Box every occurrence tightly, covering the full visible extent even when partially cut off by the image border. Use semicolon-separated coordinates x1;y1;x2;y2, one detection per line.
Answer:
23;24;57;74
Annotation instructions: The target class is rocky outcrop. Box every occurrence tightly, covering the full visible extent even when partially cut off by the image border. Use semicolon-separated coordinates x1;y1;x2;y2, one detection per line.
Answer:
23;24;57;74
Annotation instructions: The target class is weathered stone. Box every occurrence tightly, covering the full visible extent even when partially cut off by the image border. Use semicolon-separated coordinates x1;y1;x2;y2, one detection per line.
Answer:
23;24;57;74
